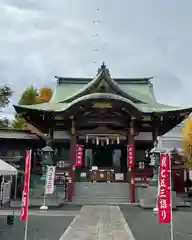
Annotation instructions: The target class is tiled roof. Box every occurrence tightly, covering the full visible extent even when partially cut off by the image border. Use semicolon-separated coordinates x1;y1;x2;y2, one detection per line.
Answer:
0;129;39;140
13;64;192;118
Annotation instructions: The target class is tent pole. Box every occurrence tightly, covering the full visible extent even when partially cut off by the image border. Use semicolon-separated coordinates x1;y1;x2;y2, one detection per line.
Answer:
0;176;4;206
14;175;18;200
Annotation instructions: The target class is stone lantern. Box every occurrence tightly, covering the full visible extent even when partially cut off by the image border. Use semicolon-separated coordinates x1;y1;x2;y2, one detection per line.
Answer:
149;141;163;187
40;141;55;167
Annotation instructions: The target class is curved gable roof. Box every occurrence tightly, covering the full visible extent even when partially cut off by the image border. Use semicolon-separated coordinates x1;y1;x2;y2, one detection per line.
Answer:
60;66;146;104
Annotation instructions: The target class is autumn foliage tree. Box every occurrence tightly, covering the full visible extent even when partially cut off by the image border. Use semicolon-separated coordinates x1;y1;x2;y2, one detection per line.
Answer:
12;86;52;129
182;119;192;168
36;88;53;104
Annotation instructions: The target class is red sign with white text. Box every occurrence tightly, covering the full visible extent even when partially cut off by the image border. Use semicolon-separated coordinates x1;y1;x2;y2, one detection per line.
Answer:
20;150;31;221
127;144;135;167
75;144;84;167
158;153;171;224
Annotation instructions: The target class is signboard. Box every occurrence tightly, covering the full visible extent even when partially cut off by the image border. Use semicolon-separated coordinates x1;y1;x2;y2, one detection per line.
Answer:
20;150;31;221
115;173;124;181
92;102;112;108
45;166;56;195
53;130;70;140
76;144;84;167
55;172;65;185
135;132;152;141
127;144;135;167
158;153;171;224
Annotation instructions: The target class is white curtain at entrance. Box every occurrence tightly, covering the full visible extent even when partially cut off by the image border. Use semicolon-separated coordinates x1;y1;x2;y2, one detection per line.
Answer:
85;149;93;168
112;149;121;170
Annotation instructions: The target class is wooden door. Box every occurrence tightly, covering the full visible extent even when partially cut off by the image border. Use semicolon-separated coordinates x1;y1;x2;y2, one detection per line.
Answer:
173;168;185;193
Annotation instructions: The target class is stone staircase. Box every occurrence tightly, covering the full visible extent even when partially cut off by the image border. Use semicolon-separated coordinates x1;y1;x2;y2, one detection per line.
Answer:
72;182;130;205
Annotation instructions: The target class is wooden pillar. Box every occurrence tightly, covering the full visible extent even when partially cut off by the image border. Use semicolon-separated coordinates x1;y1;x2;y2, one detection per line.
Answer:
69;118;77;165
32;150;36;169
150;117;160;186
128;118;136;203
152;120;158;143
68;118;76;201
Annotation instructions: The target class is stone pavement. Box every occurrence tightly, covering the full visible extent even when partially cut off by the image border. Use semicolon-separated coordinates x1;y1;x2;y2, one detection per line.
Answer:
0;209;78;217
59;205;135;240
121;205;192;240
0;215;74;240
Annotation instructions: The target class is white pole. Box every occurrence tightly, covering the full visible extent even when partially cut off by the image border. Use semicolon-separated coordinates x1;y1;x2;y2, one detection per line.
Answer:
14;175;18;200
153;167;160;212
1;176;4;206
40;167;48;210
24;149;32;240
43;192;46;206
24;214;29;240
169;152;174;240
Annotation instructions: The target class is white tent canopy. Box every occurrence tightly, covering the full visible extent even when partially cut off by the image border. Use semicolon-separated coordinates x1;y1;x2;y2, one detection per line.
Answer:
0;159;17;176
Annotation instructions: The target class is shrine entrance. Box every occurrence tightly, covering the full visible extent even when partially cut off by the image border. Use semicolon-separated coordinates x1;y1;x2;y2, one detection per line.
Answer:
78;136;128;182
93;144;112;168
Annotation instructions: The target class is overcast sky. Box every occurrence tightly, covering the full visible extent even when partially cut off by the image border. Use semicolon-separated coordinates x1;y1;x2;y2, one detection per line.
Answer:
1;0;192;119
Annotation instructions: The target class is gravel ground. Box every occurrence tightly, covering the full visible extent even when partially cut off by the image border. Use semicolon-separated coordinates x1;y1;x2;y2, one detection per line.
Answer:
121;206;192;240
0;215;74;240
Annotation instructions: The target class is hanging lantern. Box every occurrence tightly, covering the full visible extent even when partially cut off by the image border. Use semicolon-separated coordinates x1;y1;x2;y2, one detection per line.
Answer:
106;138;109;145
96;137;99;145
130;121;134;136
86;135;89;143
92;138;95;144
117;136;120;144
111;139;114;145
101;140;104;146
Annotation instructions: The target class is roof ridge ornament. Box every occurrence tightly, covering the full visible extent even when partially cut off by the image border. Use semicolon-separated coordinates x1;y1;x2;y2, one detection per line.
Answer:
97;62;110;75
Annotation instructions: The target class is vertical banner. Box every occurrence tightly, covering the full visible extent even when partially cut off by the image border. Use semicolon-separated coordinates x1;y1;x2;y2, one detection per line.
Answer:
127;144;135;167
45;166;56;195
75;144;84;167
20;150;31;222
158;153;171;224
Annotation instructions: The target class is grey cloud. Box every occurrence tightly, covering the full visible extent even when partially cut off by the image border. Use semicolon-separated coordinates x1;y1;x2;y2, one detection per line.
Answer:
0;0;192;119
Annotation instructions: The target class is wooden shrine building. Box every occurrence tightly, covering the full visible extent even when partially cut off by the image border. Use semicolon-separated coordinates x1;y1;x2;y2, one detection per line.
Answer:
13;63;192;185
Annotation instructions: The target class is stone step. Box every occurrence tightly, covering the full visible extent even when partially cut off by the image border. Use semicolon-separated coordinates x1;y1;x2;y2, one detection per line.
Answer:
74;182;129;186
72;200;129;204
72;182;130;204
74;196;129;199
71;201;128;205
72;198;128;202
73;194;129;197
74;190;128;194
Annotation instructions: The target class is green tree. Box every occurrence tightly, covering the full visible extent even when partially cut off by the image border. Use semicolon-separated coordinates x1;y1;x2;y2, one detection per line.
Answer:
12;86;53;129
0;85;12;128
18;86;38;105
12;86;38;129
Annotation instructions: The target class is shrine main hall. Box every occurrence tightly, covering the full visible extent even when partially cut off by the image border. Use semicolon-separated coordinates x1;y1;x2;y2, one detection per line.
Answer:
12;63;191;181
0;63;191;202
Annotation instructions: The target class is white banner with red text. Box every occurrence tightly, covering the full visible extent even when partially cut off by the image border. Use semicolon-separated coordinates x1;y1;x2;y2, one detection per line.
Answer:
45;166;56;195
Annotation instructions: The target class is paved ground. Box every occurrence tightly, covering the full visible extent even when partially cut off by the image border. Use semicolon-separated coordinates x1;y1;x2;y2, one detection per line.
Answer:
1;206;192;239
60;205;134;240
0;211;75;240
0;209;78;217
121;205;192;240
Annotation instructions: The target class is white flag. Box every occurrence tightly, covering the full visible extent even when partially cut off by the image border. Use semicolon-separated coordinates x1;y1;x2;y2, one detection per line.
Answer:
45;166;56;195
